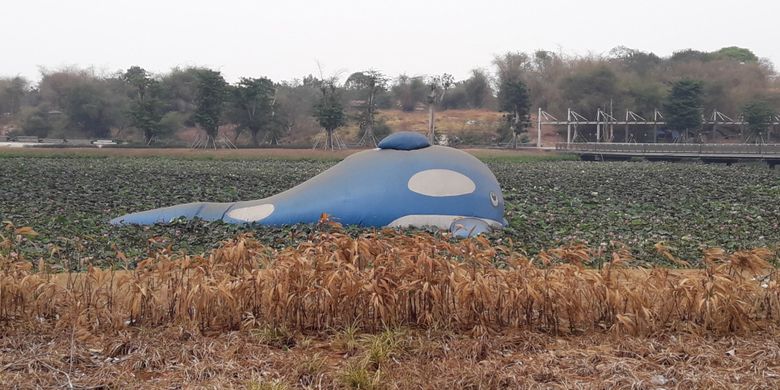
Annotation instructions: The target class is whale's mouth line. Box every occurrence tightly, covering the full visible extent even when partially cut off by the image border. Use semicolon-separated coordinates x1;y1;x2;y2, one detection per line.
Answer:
387;215;504;230
111;206;505;231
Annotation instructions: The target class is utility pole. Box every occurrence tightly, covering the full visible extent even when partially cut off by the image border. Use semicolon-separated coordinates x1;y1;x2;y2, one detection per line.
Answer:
364;83;376;146
711;110;717;143
609;99;614;142
426;74;452;145
596;108;601;143
536;107;542;148
624;110;629;142
427;86;436;144
653;109;661;143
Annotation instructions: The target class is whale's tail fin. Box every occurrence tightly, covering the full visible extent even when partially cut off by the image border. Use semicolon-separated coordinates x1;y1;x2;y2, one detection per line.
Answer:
110;202;233;225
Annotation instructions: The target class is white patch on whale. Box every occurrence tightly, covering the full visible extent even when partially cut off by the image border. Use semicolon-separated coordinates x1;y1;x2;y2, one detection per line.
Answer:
388;215;503;229
407;169;475;197
226;204;275;222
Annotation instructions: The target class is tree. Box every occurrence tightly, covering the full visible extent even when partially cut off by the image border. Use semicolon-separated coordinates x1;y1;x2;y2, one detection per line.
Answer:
123;66;164;145
663;79;704;141
494;52;535;146
345;70;387;146
158;67;202;120
391;75;427;112
742;99;777;143
714;47;758;63
229;77;275;146
158;111;188;138
609;46;662;76
493;52;530;87
497;79;531;147
35;68;128;139
265;116;288;145
560;66;618;113
440;83;470;110
463;69;492;109
525;50;567;113
426;73;454;143
62;81;117;138
0;77;29;115
273;80;321;144
670;49;712;63
20;105;54;138
624;80;665;116
193;69;227;148
313;81;346;150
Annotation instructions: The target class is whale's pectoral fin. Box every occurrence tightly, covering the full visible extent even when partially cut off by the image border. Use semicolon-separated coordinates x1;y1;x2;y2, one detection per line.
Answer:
449;217;492;238
110;202;232;225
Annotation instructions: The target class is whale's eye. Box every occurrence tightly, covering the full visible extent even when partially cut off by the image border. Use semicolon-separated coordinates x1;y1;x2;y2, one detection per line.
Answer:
490;192;499;207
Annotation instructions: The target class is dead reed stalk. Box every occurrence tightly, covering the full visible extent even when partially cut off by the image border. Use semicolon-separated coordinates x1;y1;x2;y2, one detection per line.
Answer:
1;223;778;337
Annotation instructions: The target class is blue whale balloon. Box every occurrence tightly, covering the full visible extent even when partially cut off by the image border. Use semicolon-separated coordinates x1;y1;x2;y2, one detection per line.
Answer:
111;132;506;235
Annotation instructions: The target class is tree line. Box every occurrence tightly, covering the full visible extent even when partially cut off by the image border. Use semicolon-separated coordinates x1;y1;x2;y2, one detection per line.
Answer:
0;46;777;146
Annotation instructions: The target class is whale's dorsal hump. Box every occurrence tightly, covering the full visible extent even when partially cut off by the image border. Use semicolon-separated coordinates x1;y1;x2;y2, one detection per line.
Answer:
377;132;430;151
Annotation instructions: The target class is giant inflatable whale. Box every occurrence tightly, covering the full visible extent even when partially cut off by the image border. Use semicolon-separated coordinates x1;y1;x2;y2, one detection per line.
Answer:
111;132;506;236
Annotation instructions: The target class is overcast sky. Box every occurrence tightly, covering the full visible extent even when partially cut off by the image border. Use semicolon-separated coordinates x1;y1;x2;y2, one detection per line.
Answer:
3;0;779;82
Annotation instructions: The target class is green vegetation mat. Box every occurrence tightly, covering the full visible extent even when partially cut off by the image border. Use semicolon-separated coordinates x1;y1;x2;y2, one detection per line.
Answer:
1;155;778;268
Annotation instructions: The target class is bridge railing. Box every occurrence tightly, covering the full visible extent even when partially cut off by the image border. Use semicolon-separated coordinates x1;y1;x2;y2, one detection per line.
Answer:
556;142;780;156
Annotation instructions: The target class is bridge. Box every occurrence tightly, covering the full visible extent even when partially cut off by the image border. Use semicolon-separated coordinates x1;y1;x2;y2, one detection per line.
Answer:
556;142;780;167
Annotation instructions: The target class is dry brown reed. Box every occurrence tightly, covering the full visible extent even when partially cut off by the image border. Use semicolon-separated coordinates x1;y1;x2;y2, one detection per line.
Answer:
2;222;778;338
5;325;780;389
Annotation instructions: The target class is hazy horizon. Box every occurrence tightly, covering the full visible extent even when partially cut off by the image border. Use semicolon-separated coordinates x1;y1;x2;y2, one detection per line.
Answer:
3;0;779;82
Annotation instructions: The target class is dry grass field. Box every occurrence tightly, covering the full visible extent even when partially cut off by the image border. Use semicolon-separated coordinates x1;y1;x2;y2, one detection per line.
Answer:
3;325;778;388
2;222;779;388
169;109;522;147
373;109;563;146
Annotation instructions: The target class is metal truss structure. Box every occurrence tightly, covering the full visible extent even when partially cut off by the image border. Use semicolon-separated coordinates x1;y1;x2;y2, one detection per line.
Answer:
536;108;780;146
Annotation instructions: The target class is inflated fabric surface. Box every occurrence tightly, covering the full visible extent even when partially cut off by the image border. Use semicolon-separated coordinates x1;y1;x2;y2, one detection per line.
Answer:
111;140;506;231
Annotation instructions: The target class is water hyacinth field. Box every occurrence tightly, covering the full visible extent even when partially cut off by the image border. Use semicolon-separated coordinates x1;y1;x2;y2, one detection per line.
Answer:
0;152;778;267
